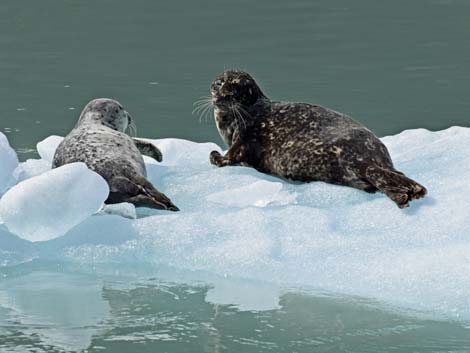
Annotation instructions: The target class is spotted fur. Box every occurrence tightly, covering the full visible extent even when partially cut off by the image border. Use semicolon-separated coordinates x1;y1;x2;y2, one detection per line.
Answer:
53;98;179;211
209;70;427;208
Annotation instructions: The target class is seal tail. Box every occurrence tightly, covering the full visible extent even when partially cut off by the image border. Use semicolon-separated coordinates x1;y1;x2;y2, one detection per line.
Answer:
361;165;427;208
106;175;179;211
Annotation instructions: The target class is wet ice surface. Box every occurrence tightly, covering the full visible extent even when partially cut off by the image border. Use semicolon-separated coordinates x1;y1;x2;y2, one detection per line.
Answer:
0;127;469;325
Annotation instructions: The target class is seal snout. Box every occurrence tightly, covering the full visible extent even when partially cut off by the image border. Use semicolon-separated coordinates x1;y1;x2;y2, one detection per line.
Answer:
211;79;232;103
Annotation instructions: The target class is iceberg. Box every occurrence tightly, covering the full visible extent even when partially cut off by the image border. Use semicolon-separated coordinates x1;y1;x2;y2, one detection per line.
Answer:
0;127;469;319
0;163;109;242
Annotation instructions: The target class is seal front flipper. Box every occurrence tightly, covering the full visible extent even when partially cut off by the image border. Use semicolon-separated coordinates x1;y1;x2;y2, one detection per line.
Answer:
210;139;246;167
107;175;179;211
133;138;163;162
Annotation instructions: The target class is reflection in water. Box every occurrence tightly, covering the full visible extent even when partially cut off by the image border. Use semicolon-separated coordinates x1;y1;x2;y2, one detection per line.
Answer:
0;271;110;352
0;267;469;353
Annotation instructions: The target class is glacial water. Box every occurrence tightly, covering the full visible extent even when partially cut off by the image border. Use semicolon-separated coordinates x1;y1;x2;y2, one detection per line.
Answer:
1;264;470;353
1;0;470;352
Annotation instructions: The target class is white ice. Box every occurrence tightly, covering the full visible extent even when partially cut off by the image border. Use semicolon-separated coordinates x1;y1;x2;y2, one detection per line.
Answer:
207;180;297;208
0;163;109;242
97;202;137;219
36;135;63;165
0;127;470;320
13;158;50;182
0;132;18;195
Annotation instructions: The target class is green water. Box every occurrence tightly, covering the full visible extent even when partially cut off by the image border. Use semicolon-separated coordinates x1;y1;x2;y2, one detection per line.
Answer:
1;0;470;352
0;264;469;353
1;0;469;159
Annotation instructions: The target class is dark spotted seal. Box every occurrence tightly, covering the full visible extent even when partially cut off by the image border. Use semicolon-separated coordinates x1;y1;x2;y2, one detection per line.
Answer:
53;98;179;211
208;70;427;208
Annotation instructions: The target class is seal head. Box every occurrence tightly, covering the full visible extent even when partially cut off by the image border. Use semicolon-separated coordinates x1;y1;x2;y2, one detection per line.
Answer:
211;70;266;111
76;98;131;132
210;70;269;147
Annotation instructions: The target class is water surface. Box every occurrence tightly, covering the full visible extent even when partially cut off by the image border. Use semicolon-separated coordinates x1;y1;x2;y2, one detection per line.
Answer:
0;264;469;353
0;0;469;159
1;1;469;352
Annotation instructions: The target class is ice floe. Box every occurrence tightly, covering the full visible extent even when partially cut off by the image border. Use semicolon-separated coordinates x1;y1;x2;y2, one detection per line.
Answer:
0;127;469;320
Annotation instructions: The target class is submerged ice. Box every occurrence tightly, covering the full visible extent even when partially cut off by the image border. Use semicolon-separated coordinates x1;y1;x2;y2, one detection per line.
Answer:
0;127;469;319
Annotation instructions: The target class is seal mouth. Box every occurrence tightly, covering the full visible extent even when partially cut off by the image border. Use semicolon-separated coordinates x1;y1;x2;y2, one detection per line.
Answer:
211;93;235;110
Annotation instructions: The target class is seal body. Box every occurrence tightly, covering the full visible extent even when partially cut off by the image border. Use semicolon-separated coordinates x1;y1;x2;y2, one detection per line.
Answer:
208;70;427;208
53;98;179;211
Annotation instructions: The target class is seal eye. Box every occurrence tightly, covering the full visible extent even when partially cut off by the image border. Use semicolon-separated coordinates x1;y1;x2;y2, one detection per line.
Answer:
214;80;223;88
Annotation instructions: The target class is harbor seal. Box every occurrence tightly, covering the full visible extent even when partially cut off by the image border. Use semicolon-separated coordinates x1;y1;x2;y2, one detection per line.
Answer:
207;70;427;208
53;98;179;211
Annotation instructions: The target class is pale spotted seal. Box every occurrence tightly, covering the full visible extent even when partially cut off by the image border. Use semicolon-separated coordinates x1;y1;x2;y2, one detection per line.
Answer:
207;70;427;208
53;98;179;211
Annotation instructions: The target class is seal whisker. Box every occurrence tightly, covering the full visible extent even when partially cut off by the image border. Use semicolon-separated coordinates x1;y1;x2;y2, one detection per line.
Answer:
193;96;214;123
193;100;210;108
201;101;214;123
234;108;245;131
191;104;205;116
127;119;137;137
234;104;252;120
193;96;212;106
197;95;212;101
229;104;239;127
192;100;211;112
131;120;137;137
236;104;251;126
192;105;207;118
192;97;212;112
230;103;247;130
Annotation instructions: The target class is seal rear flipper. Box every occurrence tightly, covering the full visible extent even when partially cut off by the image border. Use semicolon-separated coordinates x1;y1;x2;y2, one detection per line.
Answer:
106;175;179;211
362;165;427;208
